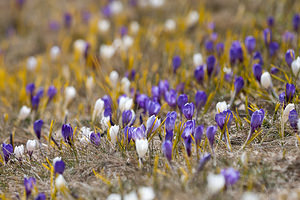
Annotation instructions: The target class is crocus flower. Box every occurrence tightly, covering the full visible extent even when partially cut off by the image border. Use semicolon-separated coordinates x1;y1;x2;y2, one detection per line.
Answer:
181;120;195;140
172;55;181;73
122;110;135;127
90;132;101;146
193;53;203;66
47;85;57;100
221;168;240;186
146;115;161;136
158;80;169;96
135;139;148;158
92;98;104;121
216;101;228;113
285;83;295;103
162;140;172;162
26;140;37;157
55;175;66;190
164;89;177;108
24;177;36;197
205;40;214;52
61;124;73;145
35;193;46;200
263;28;272;45
18;106;31;120
136;94;149;111
215;110;233;131
119;96;133;113
229;41;243;65
2;143;13;163
260;72;272;89
195;91;207;111
151;86;160;102
206;55;216;77
194;65;205;84
194;125;204;145
282;31;295;44
33;119;43;140
197;153;211;172
177;94;188;111
124;126;134;142
184;137;192;157
206;126;217;152
245;36;256;54
285;49;295;67
54;159;65;174
109;71;119;88
14;145;24;160
269;42;279;57
132;125;146;141
65;86;76;105
165;111;177;141
289;109;298;131
252;63;262;82
250;109;265;134
182;103;195;120
64;12;72;28
26;83;35;96
283;104;295;123
279;92;286;104
31;95;40;110
207;173;225;194
253;51;264;65
234;76;244;94
216;42;224;57
270;67;279;74
267;16;274;27
292;57;300;77
110;125;119;144
293;14;300;31
146;100;161;116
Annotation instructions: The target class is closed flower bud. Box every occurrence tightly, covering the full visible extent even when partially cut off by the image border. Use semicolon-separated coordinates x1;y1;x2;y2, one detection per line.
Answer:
14;145;24;160
177;94;188;111
90;132;101;146
291;57;300;77
26;140;37;156
92;98;105;121
172;55;181;73
65;86;76;105
260;72;272;89
252;64;262;82
54;159;65;174
221;168;240;186
165;19;176;31
195;91;207;110
194;65;205;84
283;104;295;123
50;46;60;61
109;71;119;88
27;56;37;71
121;77;131;95
135;139;148;158
186;11;199;27
130;21;139;34
234;76;244;94
146;115;161;135
18;106;31;120
55;175;67;190
74;39;86;54
207;173;225;194
2;143;13;163
33;119;43;140
245;36;256;54
182;103;195;120
285;49;295;67
193;53;203;66
289;109;298;131
98;19;110;33
110;125;119;144
100;44;115;59
119;96;133;113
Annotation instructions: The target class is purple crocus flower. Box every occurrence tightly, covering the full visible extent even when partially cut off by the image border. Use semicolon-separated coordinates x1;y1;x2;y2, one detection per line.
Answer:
165;89;177;108
26;83;35;96
282;31;295;43
250;109;264;134
184;137;192;157
195;91;207;111
36;87;44;98
253;51;263;65
215;110;233;131
205;40;214;52
81;10;91;23
102;95;112;109
132;125;146;140
47;85;57;100
31;95;40;110
245;36;256;54
181;120;195;140
197;153;211;171
33;119;43;140
119;26;128;37
194;125;204;145
234;76;244;94
177;94;188;111
54;160;65;174
24;177;36;197
206;55;216;77
229;41;243;65
221;168;240;186
151;86;160;102
162;140;172;162
2;143;13;163
124;126;134;142
122;110;134;126
64;12;72;28
104;107;112;118
293;14;300;31
285;83;295;103
182;103;195;120
35;193;46;200
194;65;205;84
61;124;73;145
289;109;298;131
159;80;169;96
136;94;149;111
90;132;101;146
269;42;279;57
165;111;177;141
270;67;279;74
279;92;285;104
216;42;224;57
172;55;181;73
252;64;262;82
206;126;217;152
146;100;161;116
263;28;272;45
176;82;185;93
285;49;295;67
49;20;60;31
224;72;233;82
102;5;112;18
267;16;274;27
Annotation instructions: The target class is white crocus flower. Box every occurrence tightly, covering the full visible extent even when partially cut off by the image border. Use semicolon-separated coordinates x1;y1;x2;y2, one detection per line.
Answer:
101;114;110;131
291;57;300;77
74;39;86;54
260;72;272;89
18;106;31;120
14;145;24;160
27;56;37;71
55;175;67;190
130;21;139;35
119;96;133;113
26;140;37;155
107;194;121;200
138;186;155;200
193;53;203;67
122;35;134;51
92;98;105;122
109;1;123;15
283;103;295;123
80;127;92;138
135;139;148;158
109;71;119;88
65;86;76;105
50;46;60;61
124;191;138;200
186;11;199;27
121;77;131;95
165;19;176;32
110;125;120;144
98;19;110;33
207;173;225;194
100;44;115;59
216;101;228;113
86;76;94;94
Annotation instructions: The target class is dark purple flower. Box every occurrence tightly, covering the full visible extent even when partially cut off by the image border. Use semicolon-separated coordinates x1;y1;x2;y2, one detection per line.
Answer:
267;16;274;27
253;51;264;65
33;119;43;140
61;124;73;145
221;168;240;186
146;100;161;116
245;36;256;53
250;109;264;133
206;126;217;150
289;109;298;131
194;65;205;84
197;153;211;171
35;193;46;200
165;89;177;108
293;14;300;31
151;86;160;102
177;94;188;111
36;87;44;98
54;160;65;174
252;64;262;82
285;49;295;67
270;67;279;74
159;80;169;96
64;12;72;28
184;137;192;157
195;91;207;110
104;107;112;117
162;140;172;162
24;177;36;197
234;76;244;94
206;55;216;77
102;95;112;109
229;41;243;65
194;125;204;145
31;95;40;110
285;83;296;103
269;42;279;57
136;94;149;110
263;28;272;45
122;110;134;126
172;55;181;73
215;110;233;131
205;40;214;52
47;85;57;100
165;111;177;141
279;92;286;104
182;103;194;120
2;143;13;163
26;83;35;96
216;42;224;56
90;132;101;146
